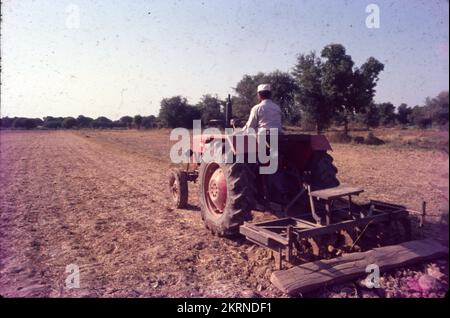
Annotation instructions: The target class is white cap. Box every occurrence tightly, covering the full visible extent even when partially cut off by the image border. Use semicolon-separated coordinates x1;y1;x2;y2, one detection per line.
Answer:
257;84;271;92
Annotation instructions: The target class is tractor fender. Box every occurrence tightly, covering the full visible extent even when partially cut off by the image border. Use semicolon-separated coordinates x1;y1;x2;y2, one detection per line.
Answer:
310;135;333;151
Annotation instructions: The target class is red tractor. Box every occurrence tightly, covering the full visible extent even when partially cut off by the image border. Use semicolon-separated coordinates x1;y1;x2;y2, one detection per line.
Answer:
169;98;418;269
169;97;339;237
169;97;413;268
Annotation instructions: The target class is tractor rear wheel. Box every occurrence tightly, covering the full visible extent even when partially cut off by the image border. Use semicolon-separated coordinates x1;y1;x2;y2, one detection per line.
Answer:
308;151;339;190
168;169;188;209
198;147;255;237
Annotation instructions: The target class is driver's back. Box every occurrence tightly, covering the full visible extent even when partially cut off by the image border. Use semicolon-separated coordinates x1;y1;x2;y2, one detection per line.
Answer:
243;99;282;133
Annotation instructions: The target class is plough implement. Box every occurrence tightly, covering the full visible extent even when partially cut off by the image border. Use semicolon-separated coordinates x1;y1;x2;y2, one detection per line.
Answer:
240;185;412;269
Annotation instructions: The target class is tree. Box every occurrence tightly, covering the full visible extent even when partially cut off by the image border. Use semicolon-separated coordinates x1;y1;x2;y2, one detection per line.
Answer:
112;120;127;128
10;117;38;129
349;57;384;122
77;115;94;128
134;115;143;129
196;94;225;125
24;118;37;129
320;44;355;135
377;102;396;126
158;96;200;128
293;51;330;133
12;118;25;129
91;116;113;128
34;118;44;127
120;116;133;129
396;103;412;125
184;106;202;128
267;70;299;124
425;91;449;127
409;105;432;129
360;103;380;128
404;91;449;129
43;116;63;129
320;44;384;135
0;117;14;128
141;115;157;129
62;117;78;129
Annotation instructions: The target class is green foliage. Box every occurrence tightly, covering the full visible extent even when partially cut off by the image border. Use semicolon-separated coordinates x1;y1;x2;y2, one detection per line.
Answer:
409;105;432;129
2;44;445;133
292;44;383;133
320;44;354;112
61;117;78;129
24;118;38;129
120;116;133;128
158;96;200;128
404;91;449;129
34;118;44;126
77;115;93;128
91;116;113;129
196;95;225;125
112;120;127;128
134;115;143;129
141;115;157;129
11;118;25;128
1;114;159;130
355;57;385;107
396;103;412;125
43;116;63;129
425;91;449;127
0;117;14;128
11;117;38;129
363;103;381;128
377;102;396;126
319;44;384;135
269;71;299;124
293;51;329;132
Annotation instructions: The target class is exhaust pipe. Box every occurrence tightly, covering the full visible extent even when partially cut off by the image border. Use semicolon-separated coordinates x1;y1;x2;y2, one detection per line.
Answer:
225;94;232;128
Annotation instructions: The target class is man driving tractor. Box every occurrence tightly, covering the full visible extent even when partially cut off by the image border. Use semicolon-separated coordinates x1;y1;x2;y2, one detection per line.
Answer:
242;84;288;203
242;84;283;133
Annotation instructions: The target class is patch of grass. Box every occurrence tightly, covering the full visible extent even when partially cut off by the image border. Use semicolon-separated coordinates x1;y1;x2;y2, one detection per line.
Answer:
285;126;449;153
327;132;353;144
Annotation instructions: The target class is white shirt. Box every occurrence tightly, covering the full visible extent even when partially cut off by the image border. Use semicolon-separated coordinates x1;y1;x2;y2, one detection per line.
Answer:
243;99;283;133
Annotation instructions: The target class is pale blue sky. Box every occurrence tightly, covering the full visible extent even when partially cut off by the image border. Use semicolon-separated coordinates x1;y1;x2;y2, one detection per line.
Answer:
1;0;448;119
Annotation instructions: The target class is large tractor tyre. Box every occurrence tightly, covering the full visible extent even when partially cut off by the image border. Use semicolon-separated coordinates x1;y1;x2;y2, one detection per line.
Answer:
307;151;340;190
198;144;255;237
168;169;188;209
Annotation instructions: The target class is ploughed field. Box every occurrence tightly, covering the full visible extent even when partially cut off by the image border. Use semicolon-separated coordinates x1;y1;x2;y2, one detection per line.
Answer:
0;130;448;297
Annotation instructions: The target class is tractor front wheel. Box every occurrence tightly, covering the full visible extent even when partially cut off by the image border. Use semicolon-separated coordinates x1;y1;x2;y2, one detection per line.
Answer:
168;169;188;209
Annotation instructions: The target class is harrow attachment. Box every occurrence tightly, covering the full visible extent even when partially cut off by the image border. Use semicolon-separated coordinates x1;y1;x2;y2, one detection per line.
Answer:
240;185;412;269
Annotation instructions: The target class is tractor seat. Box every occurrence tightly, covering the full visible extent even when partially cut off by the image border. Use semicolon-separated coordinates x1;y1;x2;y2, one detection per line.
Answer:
310;185;364;200
308;185;364;225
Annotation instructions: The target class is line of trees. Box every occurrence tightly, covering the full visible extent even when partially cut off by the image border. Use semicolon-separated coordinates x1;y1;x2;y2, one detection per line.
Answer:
156;44;449;132
1;43;448;132
0;114;158;130
355;93;449;130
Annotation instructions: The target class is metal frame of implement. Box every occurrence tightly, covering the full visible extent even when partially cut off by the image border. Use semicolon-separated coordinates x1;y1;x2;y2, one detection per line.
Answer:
239;199;411;270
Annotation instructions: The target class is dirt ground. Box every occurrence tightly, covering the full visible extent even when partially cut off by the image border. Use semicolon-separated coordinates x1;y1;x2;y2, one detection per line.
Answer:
0;129;448;297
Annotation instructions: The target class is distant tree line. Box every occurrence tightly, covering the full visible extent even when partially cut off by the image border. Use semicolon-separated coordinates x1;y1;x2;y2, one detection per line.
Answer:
1;43;448;132
354;91;449;130
0;114;158;130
